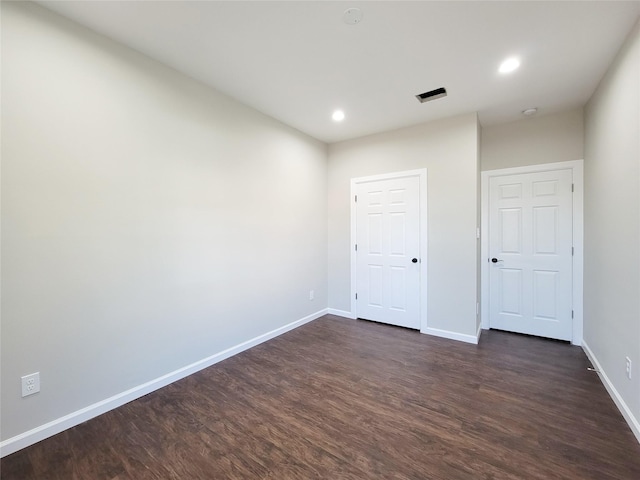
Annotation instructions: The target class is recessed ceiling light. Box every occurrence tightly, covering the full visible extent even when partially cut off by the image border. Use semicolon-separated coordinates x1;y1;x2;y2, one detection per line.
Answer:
499;57;520;74
332;110;345;122
522;107;538;116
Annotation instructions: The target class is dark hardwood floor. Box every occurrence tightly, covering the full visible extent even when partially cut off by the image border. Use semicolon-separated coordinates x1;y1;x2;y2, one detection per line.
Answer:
3;315;640;479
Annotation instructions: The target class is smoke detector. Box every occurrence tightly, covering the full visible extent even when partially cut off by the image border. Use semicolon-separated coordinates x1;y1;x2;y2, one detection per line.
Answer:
343;8;363;25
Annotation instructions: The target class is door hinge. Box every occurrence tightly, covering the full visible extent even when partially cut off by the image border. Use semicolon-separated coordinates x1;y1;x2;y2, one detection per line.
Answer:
355;244;358;251
355;293;358;300
571;310;574;319
572;246;574;256
572;183;574;193
355;195;358;202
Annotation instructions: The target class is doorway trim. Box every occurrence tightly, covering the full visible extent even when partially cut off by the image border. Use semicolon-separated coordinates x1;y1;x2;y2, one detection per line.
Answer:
481;160;584;345
350;169;428;330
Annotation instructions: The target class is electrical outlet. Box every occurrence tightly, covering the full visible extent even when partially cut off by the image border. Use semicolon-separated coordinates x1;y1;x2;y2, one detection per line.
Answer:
21;372;40;397
309;290;315;301
626;357;632;380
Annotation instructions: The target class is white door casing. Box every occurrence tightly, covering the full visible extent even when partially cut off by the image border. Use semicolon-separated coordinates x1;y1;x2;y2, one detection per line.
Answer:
489;169;573;340
350;169;427;330
481;160;584;345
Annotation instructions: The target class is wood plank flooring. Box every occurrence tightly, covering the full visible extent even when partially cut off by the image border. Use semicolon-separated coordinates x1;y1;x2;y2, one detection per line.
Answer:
3;315;640;479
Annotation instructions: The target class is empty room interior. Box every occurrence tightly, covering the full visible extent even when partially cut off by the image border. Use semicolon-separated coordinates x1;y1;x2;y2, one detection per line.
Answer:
2;1;640;478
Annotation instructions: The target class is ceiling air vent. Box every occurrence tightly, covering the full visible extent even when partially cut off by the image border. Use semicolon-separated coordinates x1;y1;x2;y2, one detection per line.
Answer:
416;87;447;103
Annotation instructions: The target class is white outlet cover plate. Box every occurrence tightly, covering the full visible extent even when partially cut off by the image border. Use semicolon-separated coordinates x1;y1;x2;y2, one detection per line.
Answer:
21;372;41;397
626;357;632;379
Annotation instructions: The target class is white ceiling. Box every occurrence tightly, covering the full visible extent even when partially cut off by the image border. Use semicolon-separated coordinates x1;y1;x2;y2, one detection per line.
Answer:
37;1;640;144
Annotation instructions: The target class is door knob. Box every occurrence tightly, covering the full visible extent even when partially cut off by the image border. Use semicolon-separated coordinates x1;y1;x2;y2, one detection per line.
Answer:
491;258;503;263
411;258;418;263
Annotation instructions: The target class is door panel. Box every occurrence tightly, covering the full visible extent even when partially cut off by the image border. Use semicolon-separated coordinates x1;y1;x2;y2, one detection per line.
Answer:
389;266;406;310
489;169;572;340
367;213;383;254
368;265;383;307
500;208;522;253
499;269;523;315
533;206;558;253
533;270;557;319
356;175;421;329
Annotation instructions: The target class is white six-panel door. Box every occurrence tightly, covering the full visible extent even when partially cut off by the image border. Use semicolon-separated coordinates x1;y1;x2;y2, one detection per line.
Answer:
489;169;573;340
355;175;421;329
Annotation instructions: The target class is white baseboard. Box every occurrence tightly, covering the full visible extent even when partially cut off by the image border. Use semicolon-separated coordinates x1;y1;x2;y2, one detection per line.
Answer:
327;308;355;319
328;311;482;346
582;341;640;444
0;308;328;458
422;326;480;345
328;311;482;347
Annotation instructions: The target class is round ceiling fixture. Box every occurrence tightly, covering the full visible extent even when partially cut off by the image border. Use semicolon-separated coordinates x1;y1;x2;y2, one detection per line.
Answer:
332;110;345;122
522;107;538;116
499;57;520;74
343;8;363;25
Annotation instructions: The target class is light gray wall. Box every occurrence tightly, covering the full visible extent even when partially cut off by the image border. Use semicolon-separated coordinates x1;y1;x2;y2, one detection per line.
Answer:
481;108;584;171
328;113;480;338
1;1;327;441
584;19;640;424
